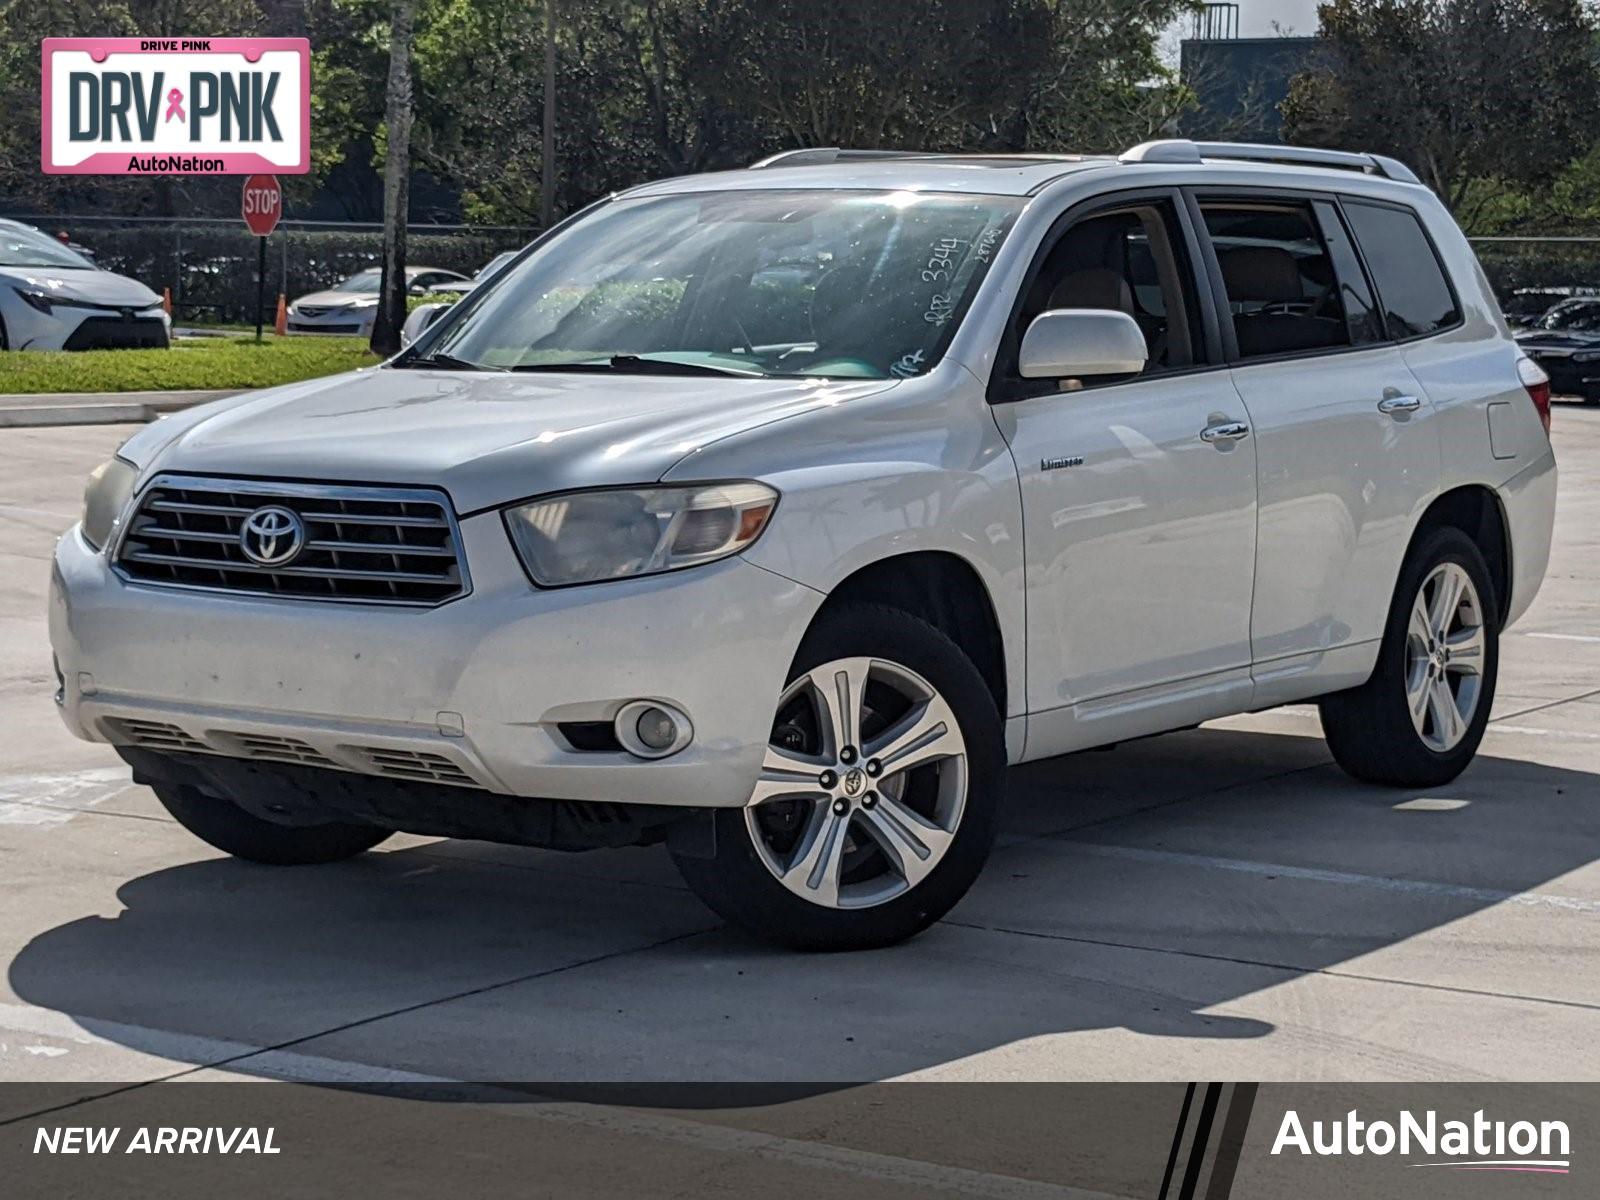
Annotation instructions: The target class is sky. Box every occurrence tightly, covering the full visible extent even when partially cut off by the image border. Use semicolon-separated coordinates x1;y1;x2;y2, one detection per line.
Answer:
1232;0;1323;36
1161;1;1323;65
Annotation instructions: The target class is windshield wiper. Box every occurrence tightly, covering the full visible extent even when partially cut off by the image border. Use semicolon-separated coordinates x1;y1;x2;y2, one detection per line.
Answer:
508;355;757;377
394;352;496;371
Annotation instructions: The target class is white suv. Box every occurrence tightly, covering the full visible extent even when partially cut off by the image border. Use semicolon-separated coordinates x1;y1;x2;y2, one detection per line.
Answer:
50;141;1558;950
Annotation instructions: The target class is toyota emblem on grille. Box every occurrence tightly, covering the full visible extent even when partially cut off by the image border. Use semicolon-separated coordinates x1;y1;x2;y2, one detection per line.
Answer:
239;506;306;567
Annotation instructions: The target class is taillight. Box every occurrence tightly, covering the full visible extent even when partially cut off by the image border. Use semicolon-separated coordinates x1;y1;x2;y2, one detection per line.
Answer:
1517;356;1552;436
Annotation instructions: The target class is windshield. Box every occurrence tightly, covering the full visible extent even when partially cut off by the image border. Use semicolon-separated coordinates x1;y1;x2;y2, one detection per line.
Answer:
0;225;96;269
1538;301;1600;333
335;271;383;293
422;189;1021;378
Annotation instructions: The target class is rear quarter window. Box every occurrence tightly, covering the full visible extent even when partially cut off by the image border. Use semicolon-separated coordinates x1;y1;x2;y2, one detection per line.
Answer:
1342;201;1461;339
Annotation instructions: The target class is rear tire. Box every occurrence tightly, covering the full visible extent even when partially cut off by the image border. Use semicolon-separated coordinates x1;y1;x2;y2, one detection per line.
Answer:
1319;527;1498;787
673;603;1005;951
152;782;390;865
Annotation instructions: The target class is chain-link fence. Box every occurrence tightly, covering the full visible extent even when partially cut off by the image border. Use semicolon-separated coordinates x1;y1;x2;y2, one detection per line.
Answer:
7;215;1598;327
2;214;536;325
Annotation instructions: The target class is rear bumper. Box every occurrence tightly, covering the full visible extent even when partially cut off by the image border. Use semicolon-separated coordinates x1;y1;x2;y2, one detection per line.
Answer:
1498;447;1558;629
51;514;823;809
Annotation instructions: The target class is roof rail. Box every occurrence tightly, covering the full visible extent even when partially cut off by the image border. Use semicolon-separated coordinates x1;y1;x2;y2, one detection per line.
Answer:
1119;139;1421;185
749;147;937;169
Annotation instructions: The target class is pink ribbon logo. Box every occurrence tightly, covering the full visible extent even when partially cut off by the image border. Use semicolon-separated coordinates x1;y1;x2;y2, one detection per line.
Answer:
164;87;185;123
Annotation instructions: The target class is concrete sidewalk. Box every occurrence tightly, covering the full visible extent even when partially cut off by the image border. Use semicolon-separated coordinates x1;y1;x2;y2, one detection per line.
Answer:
0;389;238;429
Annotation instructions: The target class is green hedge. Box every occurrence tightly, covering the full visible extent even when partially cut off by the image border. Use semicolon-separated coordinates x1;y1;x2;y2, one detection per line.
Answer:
1472;242;1600;299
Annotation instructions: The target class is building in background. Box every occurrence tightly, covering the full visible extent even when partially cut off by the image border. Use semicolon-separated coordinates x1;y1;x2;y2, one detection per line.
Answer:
1180;3;1320;142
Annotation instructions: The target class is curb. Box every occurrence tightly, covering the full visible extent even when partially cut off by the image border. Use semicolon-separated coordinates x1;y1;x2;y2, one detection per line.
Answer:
0;389;242;429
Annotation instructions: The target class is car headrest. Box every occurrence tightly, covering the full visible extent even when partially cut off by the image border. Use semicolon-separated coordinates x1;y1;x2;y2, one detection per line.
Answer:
1047;268;1134;315
1218;246;1303;304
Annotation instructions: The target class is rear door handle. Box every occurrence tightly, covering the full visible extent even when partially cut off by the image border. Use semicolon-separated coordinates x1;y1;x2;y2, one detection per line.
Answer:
1200;421;1250;444
1377;394;1423;415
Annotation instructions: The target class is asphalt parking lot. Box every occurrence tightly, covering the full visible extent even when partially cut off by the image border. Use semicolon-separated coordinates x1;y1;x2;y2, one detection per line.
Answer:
2;408;1599;1095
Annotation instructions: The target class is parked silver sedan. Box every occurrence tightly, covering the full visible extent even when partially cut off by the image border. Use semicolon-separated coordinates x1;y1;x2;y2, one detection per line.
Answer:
286;266;468;335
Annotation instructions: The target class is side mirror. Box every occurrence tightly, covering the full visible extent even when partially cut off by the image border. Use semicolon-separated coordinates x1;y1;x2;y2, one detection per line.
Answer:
408;283;427;295
1018;309;1147;380
400;303;448;349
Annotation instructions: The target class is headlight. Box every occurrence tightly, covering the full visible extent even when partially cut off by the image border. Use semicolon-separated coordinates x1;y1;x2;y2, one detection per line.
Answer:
81;456;139;550
13;286;53;314
504;482;778;587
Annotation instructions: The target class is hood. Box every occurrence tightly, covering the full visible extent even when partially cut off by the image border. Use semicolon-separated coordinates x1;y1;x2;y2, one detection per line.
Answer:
291;288;375;309
0;266;158;308
126;366;897;513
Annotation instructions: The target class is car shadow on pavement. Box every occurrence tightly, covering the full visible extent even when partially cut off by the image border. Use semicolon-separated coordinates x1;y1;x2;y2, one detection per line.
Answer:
9;725;1600;1083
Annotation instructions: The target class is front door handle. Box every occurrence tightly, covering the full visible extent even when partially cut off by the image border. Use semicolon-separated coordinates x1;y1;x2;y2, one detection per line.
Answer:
1378;394;1423;416
1200;421;1250;444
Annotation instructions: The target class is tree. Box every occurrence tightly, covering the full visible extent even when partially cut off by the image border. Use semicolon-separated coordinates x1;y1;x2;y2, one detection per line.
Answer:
1282;0;1600;214
0;0;273;214
371;0;418;356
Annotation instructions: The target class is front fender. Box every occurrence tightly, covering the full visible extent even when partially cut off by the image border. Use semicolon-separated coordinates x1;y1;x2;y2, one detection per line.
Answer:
663;369;1027;718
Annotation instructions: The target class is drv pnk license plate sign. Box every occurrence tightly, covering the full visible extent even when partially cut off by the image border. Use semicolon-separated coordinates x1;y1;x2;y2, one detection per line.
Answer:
42;38;310;175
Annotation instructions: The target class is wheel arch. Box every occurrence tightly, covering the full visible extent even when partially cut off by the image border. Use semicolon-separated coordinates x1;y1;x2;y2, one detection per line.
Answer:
813;550;1009;720
1408;485;1512;627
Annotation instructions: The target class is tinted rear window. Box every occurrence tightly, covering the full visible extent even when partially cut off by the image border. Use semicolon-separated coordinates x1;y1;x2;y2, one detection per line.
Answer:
1343;202;1460;339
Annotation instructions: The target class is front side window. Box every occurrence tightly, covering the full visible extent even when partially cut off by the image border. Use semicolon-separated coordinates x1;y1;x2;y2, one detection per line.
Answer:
423;189;1021;379
1342;201;1460;339
1011;199;1203;384
1202;201;1351;359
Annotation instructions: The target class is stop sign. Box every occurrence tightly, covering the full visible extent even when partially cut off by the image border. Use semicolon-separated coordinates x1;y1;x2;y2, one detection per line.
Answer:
241;175;282;236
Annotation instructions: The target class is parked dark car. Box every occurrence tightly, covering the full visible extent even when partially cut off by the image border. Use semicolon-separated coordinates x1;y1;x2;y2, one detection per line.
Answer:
1502;286;1600;329
1516;297;1600;404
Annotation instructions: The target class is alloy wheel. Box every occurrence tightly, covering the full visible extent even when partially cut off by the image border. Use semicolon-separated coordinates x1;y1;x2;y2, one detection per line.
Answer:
745;656;968;909
1404;561;1486;753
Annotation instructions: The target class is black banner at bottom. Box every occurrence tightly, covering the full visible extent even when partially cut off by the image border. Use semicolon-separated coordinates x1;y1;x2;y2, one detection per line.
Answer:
1;1082;1590;1197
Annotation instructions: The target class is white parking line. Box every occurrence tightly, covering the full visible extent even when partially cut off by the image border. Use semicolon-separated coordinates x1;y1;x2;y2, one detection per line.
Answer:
1491;724;1600;741
1522;632;1600;644
0;1001;1126;1200
0;768;135;827
1050;842;1600;914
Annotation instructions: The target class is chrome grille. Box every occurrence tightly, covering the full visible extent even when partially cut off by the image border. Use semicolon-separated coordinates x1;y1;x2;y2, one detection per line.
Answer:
116;476;468;606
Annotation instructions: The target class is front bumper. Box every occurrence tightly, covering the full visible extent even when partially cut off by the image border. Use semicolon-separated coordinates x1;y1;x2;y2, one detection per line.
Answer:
51;512;823;809
1;296;169;351
285;307;376;336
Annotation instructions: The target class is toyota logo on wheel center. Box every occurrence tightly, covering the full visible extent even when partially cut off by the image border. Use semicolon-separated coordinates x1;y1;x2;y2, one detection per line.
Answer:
238;505;305;566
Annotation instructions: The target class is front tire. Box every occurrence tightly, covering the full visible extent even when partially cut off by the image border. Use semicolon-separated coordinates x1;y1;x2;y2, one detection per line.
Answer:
673;604;1005;951
1319;527;1498;787
152;782;390;865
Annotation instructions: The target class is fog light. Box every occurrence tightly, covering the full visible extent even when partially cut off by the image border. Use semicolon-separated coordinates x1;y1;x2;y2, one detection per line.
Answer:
636;707;678;750
614;700;692;759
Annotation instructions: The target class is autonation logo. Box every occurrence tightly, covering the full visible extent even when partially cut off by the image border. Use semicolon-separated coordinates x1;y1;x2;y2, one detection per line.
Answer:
1272;1108;1571;1175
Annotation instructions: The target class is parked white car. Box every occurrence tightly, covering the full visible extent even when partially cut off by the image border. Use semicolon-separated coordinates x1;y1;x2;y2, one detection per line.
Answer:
0;221;168;351
286;266;468;336
51;142;1557;949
